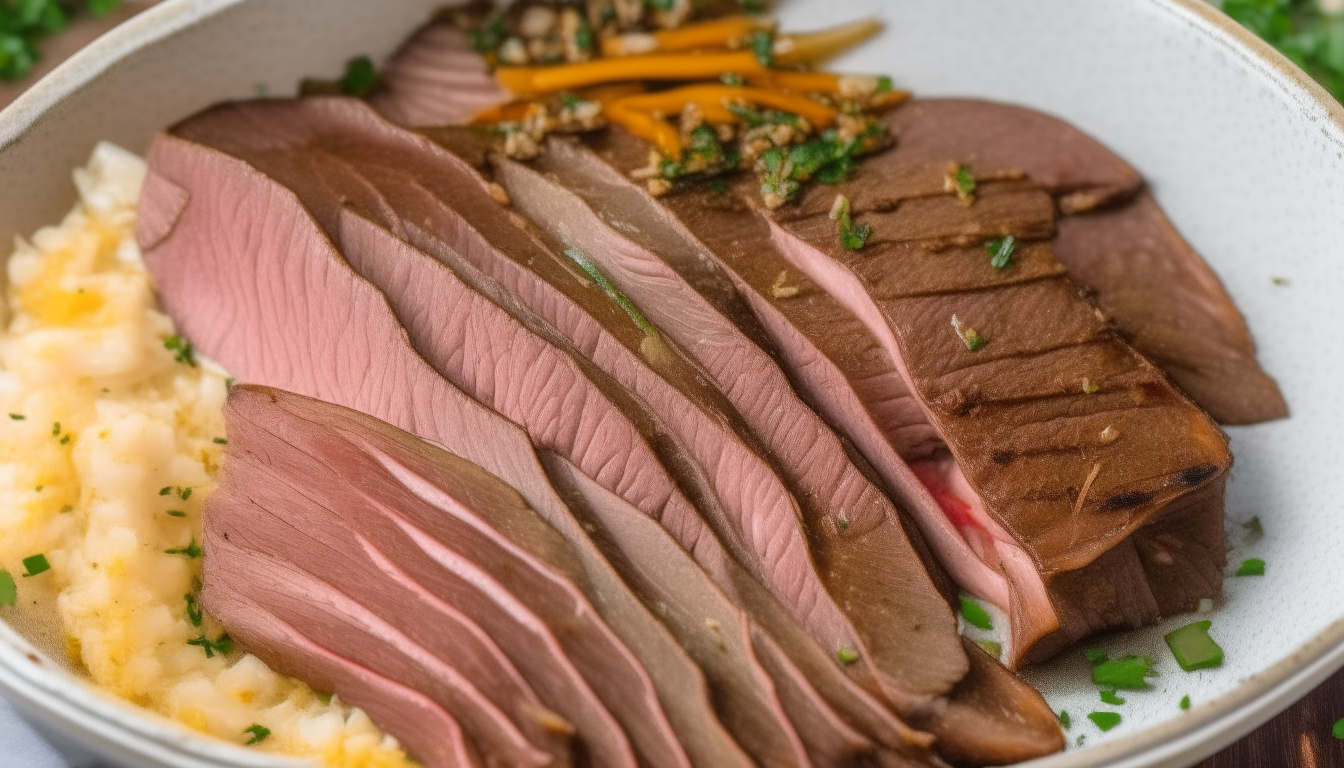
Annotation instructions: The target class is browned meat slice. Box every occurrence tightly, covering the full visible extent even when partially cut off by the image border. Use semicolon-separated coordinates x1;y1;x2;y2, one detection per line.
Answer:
1054;193;1287;424
137;133;699;768
768;173;1233;666
815;98;1283;425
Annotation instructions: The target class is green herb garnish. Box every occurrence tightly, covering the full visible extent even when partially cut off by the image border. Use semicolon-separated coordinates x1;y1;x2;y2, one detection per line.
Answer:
1180;695;1191;710
720;71;745;86
1100;690;1126;705
1092;655;1155;689
166;510;186;518
185;592;203;627
574;16;593;53
1165;620;1223;672
212;437;227;445
1088;711;1122;732
829;195;872;250
179;486;193;501
750;29;775;67
59;435;70;444
959;596;993;630
984;235;1018;269
8;413;25;420
51;422;60;436
948;164;977;204
163;335;195;366
0;571;15;607
977;640;1002;659
1243;516;1264;539
21;554;50;577
1085;648;1109;664
468;12;506;54
836;646;860;665
165;539;203;559
188;633;233;659
340;55;377;96
1236;558;1265;576
1058;710;1071;729
244;724;271;745
1333;717;1344;739
951;315;987;352
563;249;658;336
159;486;172;496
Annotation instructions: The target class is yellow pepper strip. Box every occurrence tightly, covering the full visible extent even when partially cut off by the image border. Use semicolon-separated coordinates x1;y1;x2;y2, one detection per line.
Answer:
496;51;769;98
611;84;838;129
600;16;776;57
603;101;684;158
775;18;883;66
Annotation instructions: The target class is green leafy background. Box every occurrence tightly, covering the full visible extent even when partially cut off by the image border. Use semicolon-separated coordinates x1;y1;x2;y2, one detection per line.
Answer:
1218;0;1344;102
1;0;119;81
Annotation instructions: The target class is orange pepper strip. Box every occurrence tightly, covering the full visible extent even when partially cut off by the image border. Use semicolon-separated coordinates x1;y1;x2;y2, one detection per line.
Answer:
469;101;535;124
600;16;775;57
603;101;684;158
611;84;838;128
745;70;843;94
497;51;768;97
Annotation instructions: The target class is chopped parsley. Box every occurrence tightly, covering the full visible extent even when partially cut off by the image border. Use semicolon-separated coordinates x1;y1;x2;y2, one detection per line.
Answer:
573;16;593;53
163;335;195;366
59;505;72;513
51;422;60;436
1180;695;1191;710
8;413;25;420
1235;558;1265;576
1087;711;1122;732
244;724;271;745
1091;655;1155;689
0;571;15;607
1165;620;1223;672
1082;378;1100;394
1099;690;1126;706
959;596;993;630
976;640;1002;659
947;164;976;204
1243;516;1264;539
563;248;658;336
212;437;228;445
829;195;872;250
836;646;860;665
164;539;203;559
21;554;50;577
984;235;1018;269
179;486;193;501
59;435;70;445
159;486;172;496
836;514;849;532
951;315;987;352
339;55;378;96
750;29;775;67
188;633;233;659
1333;718;1344;739
185;592;203;627
1058;710;1071;729
166;510;186;518
1084;648;1109;664
468;11;506;54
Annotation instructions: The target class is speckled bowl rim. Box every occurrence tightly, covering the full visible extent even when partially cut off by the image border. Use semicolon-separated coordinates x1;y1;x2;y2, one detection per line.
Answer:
1;1;1343;767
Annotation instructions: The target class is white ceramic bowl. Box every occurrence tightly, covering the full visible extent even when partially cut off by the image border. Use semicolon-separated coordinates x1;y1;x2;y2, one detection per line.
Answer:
2;1;1342;766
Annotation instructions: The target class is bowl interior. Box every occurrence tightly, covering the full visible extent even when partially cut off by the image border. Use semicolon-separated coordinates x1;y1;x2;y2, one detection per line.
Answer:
3;0;1343;766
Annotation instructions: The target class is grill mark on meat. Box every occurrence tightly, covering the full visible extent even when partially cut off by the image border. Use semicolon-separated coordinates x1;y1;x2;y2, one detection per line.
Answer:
1099;490;1158;512
1175;465;1221;487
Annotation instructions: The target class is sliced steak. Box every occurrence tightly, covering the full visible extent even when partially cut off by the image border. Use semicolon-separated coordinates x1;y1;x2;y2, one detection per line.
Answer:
766;170;1232;665
137;135;694;768
368;18;508;128
814;98;1283;425
491;151;968;712
520;131;1064;763
208;594;478;768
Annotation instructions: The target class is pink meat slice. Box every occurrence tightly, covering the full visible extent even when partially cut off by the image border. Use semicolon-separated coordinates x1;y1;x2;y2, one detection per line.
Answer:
138;134;654;768
210;594;479;768
368;19;508;128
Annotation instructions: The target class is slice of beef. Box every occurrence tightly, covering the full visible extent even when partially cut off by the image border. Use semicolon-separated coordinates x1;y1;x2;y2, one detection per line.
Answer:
541;451;944;768
222;385;768;768
138;135;685;768
810;98;1283;425
538;131;1033;663
368;18;508;128
520;132;1064;763
766;173;1232;665
204;533;552;768
490;152;968;712
1054;192;1287;424
208;594;478;768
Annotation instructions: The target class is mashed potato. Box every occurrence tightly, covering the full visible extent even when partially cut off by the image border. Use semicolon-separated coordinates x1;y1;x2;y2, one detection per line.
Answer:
0;143;414;767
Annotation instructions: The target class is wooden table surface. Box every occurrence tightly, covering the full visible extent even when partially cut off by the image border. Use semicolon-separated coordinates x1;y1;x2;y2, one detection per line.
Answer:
2;4;1341;766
